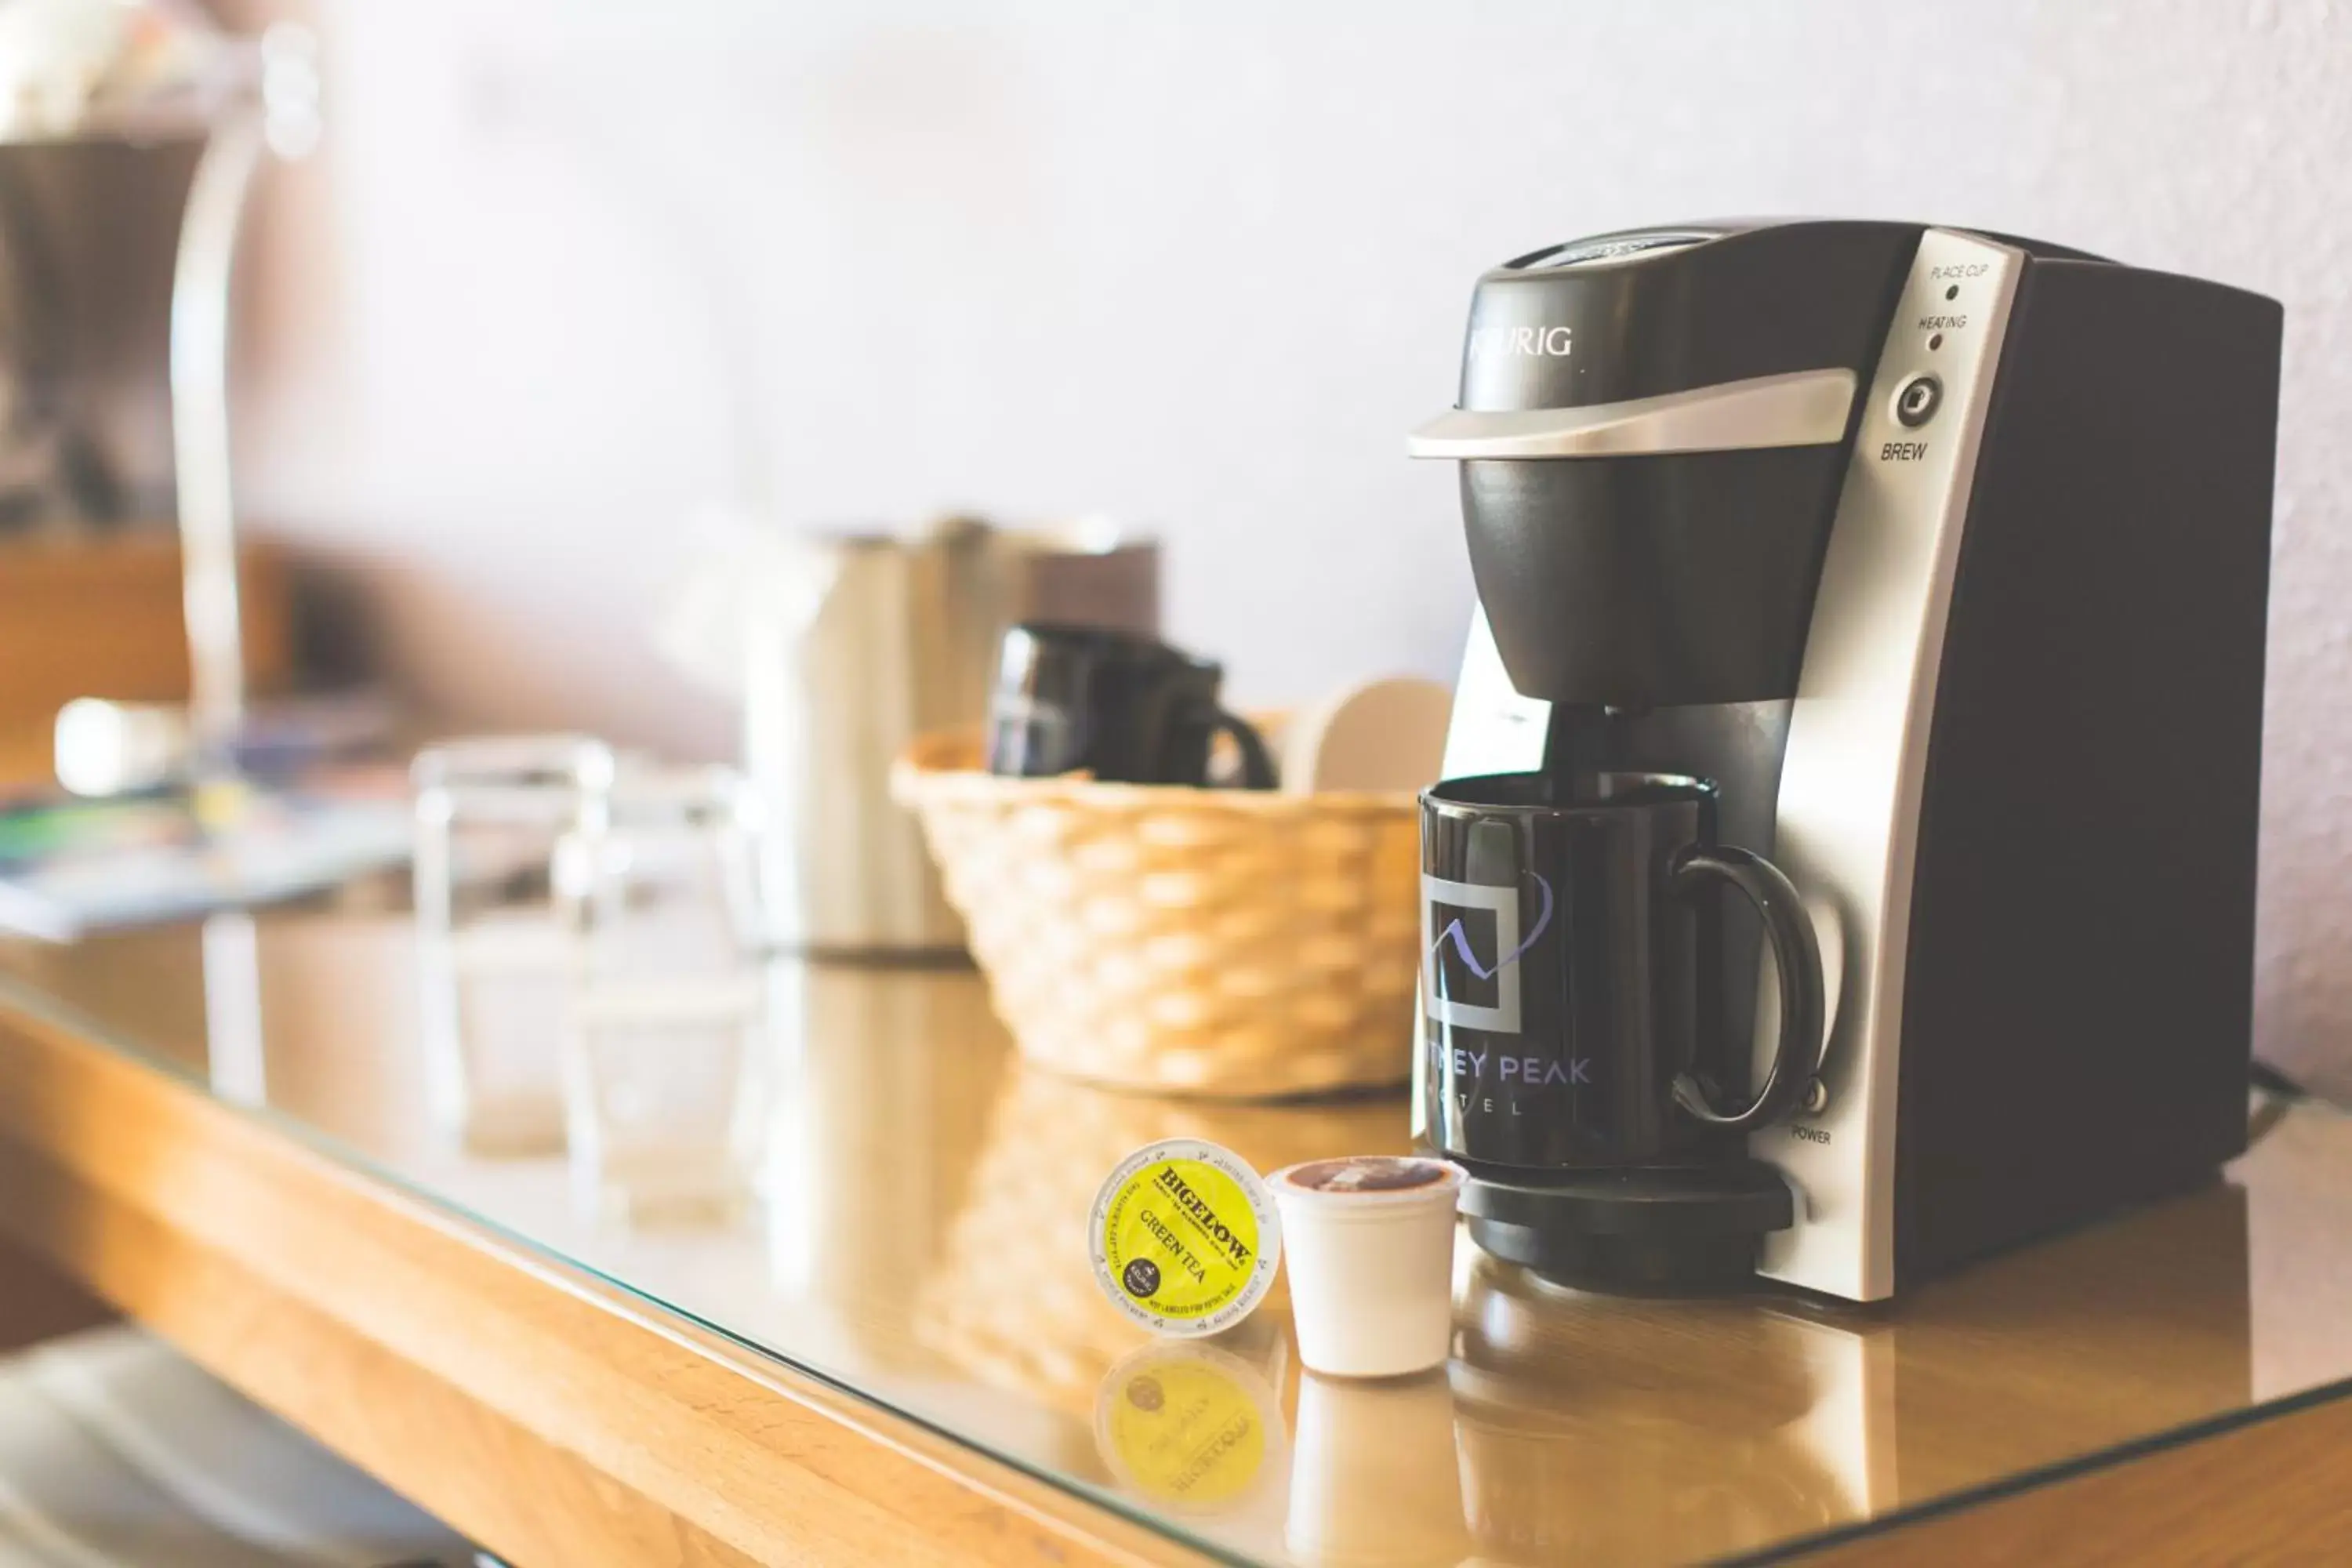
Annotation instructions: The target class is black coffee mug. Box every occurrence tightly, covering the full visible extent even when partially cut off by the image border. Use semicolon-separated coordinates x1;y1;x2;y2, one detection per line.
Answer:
1419;771;1824;1170
987;622;1278;788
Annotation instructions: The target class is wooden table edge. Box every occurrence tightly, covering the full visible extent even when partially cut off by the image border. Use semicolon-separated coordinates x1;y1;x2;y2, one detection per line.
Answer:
1779;1379;2352;1564
0;996;1211;1568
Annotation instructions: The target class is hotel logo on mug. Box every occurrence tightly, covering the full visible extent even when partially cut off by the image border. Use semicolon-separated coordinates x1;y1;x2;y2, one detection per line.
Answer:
1422;872;1554;1034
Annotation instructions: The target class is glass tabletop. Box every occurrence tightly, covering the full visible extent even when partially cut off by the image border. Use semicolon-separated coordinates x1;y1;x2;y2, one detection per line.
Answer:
4;910;2350;1566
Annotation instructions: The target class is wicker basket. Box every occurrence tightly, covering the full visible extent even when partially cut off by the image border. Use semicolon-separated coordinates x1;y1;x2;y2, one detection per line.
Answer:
892;728;1421;1098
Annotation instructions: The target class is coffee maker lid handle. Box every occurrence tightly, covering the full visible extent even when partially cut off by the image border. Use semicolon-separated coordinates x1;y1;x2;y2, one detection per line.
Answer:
1405;368;1857;459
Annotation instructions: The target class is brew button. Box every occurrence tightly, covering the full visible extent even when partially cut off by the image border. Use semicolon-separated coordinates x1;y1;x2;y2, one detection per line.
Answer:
1894;373;1942;428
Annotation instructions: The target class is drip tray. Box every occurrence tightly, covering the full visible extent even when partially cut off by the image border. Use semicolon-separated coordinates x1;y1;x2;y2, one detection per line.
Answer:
1461;1163;1795;1294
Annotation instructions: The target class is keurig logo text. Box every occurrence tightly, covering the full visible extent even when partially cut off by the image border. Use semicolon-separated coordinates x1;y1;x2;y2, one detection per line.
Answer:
1468;324;1574;359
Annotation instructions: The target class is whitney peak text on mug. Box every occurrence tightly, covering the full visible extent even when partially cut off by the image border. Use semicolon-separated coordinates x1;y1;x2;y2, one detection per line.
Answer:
1423;869;1592;1105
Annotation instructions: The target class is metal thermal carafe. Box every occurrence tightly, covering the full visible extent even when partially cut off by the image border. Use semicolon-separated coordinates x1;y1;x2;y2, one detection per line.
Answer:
1408;220;2281;1302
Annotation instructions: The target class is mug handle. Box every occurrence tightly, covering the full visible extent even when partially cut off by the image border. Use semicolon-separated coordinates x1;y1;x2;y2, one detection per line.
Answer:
1668;845;1827;1131
1210;710;1280;789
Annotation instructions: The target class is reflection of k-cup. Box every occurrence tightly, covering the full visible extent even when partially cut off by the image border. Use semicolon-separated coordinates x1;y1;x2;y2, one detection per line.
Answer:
1287;1368;1472;1566
1272;1156;1465;1378
1094;1340;1288;1518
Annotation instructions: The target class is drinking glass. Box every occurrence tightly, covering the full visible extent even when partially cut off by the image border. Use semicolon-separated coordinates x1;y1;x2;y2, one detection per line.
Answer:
412;735;616;1155
556;764;769;1225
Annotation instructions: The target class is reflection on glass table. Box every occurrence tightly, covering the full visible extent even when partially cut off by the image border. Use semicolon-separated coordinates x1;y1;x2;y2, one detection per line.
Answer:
0;913;2348;1567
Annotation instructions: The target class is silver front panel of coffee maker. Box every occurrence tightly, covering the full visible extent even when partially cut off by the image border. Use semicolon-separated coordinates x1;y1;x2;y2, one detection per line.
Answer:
1754;228;2027;1301
1439;607;1552;780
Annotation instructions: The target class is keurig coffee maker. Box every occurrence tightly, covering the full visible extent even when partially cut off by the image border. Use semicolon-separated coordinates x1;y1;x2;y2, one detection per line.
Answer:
1408;220;2281;1302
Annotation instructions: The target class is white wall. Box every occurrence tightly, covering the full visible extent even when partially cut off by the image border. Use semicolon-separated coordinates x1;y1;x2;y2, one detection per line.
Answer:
223;0;2352;1090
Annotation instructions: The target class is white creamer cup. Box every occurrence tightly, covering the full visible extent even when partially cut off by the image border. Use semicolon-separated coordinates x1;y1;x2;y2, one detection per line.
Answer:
1270;1156;1465;1379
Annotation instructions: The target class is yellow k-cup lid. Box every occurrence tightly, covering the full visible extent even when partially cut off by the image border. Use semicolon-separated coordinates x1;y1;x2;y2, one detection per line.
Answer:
1089;1139;1282;1337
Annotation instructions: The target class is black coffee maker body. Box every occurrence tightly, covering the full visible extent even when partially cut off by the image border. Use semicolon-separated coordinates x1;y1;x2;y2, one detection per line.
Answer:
1409;220;2281;1301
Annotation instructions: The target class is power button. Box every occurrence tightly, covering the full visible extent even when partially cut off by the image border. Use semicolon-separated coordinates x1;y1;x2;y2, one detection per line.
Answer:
1893;373;1942;428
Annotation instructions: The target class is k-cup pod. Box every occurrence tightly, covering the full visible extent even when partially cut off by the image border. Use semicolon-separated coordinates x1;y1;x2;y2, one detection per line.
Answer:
1271;1155;1465;1378
1090;1140;1283;1338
